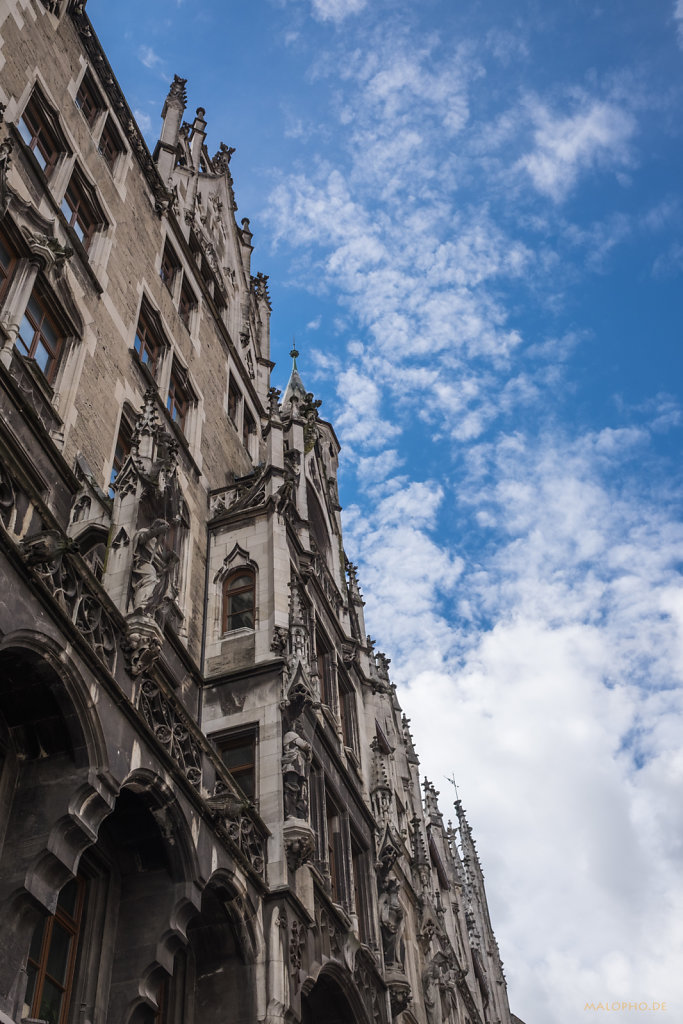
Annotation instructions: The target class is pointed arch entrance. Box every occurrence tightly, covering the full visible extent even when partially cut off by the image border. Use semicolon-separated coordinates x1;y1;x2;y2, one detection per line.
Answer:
302;965;372;1024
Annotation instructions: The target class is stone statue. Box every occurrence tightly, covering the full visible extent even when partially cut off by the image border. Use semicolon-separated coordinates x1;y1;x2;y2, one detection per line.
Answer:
130;517;178;615
379;877;405;969
281;728;312;820
423;957;443;1024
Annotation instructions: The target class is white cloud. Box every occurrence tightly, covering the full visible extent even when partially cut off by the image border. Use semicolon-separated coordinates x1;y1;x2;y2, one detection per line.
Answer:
675;0;683;48
137;44;163;70
261;18;678;1022
333;366;401;450
349;426;683;1024
133;108;152;134
311;0;366;24
516;95;636;202
356;449;403;491
652;241;683;278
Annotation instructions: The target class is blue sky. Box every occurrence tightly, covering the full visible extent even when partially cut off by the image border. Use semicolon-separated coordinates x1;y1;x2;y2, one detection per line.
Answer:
90;1;683;1020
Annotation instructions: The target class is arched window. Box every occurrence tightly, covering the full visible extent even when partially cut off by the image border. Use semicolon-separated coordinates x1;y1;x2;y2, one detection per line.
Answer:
222;570;255;633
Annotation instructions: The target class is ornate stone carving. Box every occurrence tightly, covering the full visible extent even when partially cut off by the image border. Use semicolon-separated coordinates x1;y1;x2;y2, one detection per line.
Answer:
274;448;300;521
167;74;187;106
300;392;322;454
251;271;271;309
71;494;91;523
283;819;316;872
354;950;386;1024
289;919;306;991
25;231;73;272
213;142;235;174
387;976;411;1018
137;678;202;788
271;626;288;656
280;577;319;712
267;386;281;418
208;785;266;878
20;529;117;673
209;465;269;518
422;950;466;1024
112;527;129;549
376;823;401;878
110;389;185;626
309;550;343;614
417;918;436;957
0;128;13;218
122;616;163;676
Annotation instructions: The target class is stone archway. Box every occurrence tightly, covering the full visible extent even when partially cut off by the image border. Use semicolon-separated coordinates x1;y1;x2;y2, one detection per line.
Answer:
183;877;258;1024
0;641;111;1024
302;970;365;1024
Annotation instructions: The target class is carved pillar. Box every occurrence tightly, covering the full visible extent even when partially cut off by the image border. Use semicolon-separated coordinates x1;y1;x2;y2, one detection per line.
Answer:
155;75;187;182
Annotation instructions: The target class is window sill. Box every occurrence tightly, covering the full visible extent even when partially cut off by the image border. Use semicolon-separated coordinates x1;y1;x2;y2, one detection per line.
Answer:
344;745;361;774
221;627;255;641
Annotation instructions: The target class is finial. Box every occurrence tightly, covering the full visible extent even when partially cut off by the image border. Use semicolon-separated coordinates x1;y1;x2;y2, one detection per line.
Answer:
290;341;299;365
447;774;460;802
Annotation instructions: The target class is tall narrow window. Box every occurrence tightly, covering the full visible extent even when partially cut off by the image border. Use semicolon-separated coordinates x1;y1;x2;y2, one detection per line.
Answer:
23;876;86;1024
316;632;334;708
160;244;179;293
75;71;103;128
352;840;372;943
18;93;61;176
134;310;164;376
60;176;102;253
0;230;16;301
16;291;62;382
339;675;359;755
325;797;352;911
178;278;197;330
222;569;255;633
242;407;256;452
109;409;134;497
217;728;257;800
228;377;241;427
98;117;124;173
166;366;190;434
326;798;340;903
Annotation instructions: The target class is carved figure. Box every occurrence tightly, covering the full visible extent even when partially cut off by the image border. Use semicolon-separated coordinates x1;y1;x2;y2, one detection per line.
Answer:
130;517;178;615
379;877;405;970
281;728;311;819
422;958;442;1024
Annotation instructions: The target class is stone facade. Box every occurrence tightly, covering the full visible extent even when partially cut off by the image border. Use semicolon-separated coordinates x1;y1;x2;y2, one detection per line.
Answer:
0;3;518;1024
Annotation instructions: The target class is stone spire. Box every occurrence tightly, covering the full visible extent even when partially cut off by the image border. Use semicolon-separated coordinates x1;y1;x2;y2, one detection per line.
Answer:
423;778;443;825
281;346;308;412
455;798;483;883
401;714;419;766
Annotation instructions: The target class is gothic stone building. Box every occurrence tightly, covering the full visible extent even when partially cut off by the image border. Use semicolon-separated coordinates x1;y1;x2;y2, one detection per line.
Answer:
0;4;519;1024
